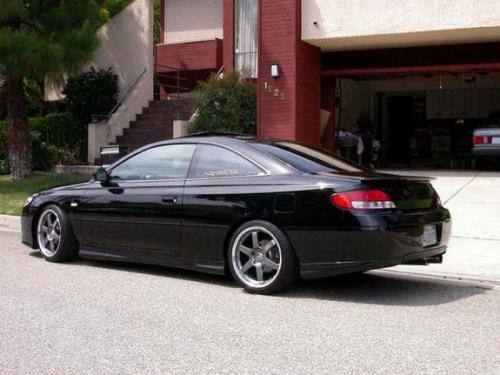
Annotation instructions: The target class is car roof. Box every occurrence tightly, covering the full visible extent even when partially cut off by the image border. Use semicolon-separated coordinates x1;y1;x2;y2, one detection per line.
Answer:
111;134;294;175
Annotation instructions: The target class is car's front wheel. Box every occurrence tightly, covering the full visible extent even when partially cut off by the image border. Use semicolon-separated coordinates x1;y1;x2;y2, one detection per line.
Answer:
36;205;78;262
228;220;299;294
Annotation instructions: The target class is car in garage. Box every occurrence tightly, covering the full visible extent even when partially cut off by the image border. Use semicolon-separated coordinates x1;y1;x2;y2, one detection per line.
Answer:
21;134;452;294
472;125;500;158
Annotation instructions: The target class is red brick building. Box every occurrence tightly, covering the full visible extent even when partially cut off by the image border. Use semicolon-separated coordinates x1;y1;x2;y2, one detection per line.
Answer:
156;0;500;168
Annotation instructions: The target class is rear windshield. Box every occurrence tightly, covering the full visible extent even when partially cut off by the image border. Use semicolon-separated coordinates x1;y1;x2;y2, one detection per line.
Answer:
251;141;365;174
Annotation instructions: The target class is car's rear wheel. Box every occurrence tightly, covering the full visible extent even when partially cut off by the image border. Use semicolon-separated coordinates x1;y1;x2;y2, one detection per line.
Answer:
37;205;78;262
228;220;299;294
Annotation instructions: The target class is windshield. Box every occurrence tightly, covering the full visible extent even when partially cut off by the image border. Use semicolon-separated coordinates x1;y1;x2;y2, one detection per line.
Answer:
252;141;365;174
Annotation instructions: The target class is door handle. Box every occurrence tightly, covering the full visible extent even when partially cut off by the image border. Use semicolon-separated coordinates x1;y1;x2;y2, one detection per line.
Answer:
161;196;178;204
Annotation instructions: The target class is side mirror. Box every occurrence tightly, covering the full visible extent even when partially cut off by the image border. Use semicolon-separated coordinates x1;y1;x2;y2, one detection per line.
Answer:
93;168;109;183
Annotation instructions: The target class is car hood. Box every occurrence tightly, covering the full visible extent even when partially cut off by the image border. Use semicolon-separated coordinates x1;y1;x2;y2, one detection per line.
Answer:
36;181;92;197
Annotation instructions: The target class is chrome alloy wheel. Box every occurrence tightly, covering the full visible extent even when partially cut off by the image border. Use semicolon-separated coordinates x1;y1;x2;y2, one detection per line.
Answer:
231;226;282;288
37;209;62;257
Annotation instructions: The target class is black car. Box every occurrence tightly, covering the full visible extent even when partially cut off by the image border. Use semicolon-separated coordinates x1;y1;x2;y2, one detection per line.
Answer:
21;135;451;294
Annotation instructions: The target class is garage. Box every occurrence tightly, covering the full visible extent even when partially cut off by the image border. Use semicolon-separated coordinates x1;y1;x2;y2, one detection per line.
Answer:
321;43;500;169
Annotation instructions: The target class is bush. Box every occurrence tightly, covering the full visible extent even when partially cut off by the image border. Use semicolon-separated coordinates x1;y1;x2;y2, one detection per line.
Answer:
189;70;257;135
99;0;133;24
0;113;85;172
63;68;119;126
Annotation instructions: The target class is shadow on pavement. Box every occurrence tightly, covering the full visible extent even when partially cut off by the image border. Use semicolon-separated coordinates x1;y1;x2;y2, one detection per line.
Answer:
281;271;492;306
29;250;492;306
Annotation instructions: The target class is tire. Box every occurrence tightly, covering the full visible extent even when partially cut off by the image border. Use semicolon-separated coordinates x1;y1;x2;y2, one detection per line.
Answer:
228;220;299;294
36;205;78;262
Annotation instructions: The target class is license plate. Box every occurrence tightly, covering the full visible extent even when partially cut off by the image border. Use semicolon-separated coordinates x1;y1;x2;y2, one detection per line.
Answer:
492;137;500;145
423;225;437;247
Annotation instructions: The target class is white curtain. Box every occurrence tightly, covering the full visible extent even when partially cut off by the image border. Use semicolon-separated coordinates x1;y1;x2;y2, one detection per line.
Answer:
235;0;259;78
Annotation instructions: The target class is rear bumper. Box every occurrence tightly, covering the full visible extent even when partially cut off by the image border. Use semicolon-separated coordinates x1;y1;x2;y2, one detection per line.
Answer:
472;147;500;156
301;246;447;279
299;207;452;279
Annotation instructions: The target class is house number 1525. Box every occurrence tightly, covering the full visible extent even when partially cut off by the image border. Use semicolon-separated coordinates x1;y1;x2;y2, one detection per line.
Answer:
264;82;287;101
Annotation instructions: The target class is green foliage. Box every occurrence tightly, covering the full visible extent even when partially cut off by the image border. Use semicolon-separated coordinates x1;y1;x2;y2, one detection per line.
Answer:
0;113;85;171
0;172;90;215
189;71;257;135
98;0;133;24
62;68;119;126
0;1;101;81
154;0;162;44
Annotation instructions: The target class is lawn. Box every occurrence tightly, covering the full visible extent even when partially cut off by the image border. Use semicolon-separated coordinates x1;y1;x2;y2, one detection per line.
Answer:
0;172;90;216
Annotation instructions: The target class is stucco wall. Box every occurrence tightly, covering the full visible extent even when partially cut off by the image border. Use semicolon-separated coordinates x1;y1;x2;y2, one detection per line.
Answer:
164;0;223;44
87;0;154;163
303;0;500;51
93;0;153;100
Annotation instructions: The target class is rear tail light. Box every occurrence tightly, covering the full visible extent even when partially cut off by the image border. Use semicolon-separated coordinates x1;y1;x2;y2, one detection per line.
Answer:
331;190;396;210
473;135;492;144
433;190;442;208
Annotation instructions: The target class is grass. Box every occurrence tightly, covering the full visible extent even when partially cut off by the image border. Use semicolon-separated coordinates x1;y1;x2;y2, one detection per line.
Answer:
0;172;90;216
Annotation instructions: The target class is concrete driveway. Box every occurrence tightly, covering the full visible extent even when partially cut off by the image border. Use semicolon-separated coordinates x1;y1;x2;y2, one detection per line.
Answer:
382;170;500;281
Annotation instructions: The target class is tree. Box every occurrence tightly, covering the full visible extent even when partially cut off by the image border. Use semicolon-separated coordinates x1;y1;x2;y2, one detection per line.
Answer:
189;71;257;135
0;1;101;179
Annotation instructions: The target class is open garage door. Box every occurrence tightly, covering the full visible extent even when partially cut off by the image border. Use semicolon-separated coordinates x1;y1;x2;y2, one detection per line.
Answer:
321;43;500;169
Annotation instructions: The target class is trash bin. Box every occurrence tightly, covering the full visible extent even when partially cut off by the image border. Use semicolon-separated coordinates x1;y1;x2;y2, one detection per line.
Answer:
100;145;128;166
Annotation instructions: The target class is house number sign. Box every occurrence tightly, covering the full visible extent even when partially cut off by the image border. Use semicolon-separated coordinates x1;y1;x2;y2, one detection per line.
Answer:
264;82;287;101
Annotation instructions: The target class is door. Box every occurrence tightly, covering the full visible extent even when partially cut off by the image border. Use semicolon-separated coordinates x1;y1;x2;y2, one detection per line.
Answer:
182;144;267;262
388;96;413;165
79;143;196;258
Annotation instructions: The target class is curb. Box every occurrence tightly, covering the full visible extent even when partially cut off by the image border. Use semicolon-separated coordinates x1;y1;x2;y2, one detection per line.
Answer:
0;214;21;233
378;268;500;286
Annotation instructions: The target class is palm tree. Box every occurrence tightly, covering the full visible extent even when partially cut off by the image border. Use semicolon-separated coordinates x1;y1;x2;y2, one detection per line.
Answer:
0;1;101;179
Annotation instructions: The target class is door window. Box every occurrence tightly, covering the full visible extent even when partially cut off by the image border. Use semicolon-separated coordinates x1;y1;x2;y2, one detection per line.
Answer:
189;145;263;178
110;144;196;181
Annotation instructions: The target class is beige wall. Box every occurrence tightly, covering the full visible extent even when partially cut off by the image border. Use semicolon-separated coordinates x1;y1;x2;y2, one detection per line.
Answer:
303;0;500;51
164;0;223;44
87;0;154;164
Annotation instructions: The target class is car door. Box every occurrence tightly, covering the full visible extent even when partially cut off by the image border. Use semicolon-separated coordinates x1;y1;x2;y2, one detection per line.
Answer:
79;143;196;259
182;143;268;262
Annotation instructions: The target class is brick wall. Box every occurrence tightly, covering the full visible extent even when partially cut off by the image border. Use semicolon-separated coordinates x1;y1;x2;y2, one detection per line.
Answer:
156;39;223;72
257;0;321;145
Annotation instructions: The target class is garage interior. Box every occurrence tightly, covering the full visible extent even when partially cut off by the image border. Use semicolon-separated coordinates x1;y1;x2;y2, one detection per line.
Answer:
322;43;500;169
335;73;500;169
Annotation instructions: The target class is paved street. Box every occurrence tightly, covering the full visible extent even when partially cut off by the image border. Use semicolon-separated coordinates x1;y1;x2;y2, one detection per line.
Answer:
1;230;499;375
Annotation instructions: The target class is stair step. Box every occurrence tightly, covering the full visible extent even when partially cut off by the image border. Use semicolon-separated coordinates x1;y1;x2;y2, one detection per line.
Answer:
113;100;190;153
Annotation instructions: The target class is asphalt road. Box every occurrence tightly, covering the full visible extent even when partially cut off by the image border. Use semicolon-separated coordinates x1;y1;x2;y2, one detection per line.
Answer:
1;230;499;375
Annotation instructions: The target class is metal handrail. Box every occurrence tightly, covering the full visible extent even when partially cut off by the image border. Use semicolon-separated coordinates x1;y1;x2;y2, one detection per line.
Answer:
91;68;147;123
188;65;225;121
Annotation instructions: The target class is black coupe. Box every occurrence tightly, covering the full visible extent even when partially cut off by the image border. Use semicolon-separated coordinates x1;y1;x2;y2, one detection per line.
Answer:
21;134;451;294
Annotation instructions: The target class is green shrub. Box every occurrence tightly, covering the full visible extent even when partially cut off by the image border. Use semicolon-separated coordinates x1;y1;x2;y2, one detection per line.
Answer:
63;68;119;126
0;113;85;171
99;0;133;24
189;70;257;135
0;159;9;175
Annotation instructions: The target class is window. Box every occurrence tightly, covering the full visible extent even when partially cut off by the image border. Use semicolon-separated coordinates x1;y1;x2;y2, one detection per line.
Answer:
252;142;365;174
110;144;196;181
234;0;258;78
189;145;263;178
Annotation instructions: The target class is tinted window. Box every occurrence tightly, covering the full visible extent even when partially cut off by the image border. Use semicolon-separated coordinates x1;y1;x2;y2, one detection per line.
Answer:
110;144;196;181
252;141;364;174
189;145;262;178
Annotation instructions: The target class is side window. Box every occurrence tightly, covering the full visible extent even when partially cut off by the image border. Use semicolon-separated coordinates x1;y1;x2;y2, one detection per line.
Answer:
189;145;263;178
110;144;196;181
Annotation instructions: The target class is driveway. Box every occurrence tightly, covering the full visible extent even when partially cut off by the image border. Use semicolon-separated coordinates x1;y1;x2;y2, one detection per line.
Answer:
381;170;500;281
0;230;499;374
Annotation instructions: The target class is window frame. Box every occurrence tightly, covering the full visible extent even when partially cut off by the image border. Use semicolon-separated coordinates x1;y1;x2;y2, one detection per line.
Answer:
186;142;269;181
105;143;198;183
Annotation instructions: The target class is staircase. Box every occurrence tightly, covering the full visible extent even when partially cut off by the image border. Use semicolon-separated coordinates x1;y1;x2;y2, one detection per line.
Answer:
115;99;195;152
